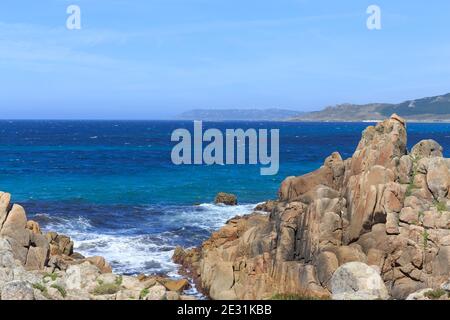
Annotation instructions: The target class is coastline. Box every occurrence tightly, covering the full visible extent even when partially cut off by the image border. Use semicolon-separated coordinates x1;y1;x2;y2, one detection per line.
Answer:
0;194;199;300
173;114;450;300
285;119;450;123
2;115;450;300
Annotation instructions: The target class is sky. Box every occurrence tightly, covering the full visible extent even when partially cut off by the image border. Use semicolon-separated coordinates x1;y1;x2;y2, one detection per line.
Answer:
0;0;449;119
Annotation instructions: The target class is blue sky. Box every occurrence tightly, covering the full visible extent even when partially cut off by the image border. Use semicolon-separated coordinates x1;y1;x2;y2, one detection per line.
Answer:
0;0;449;119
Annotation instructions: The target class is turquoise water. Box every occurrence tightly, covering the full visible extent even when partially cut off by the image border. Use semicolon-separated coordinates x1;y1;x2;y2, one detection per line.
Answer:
1;120;449;275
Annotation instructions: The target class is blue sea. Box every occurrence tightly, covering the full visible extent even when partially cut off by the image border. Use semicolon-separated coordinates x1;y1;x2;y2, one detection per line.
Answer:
1;120;450;277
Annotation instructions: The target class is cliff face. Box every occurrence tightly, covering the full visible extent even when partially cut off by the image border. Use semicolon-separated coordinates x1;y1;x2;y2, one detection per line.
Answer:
177;115;450;299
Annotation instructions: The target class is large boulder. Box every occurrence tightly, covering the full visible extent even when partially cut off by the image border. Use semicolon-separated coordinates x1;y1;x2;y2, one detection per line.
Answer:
426;157;450;200
0;205;31;264
279;152;344;202
411;139;443;158
160;278;190;292
0;192;11;228
330;262;389;300
207;261;237;300
64;262;101;292
0;204;30;246
0;280;34;300
144;284;167;300
26;220;41;234
214;193;237;206
315;251;339;290
25;246;48;270
86;256;112;274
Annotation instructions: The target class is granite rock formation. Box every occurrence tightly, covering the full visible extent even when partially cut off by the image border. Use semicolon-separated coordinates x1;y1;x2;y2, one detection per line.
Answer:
175;115;450;300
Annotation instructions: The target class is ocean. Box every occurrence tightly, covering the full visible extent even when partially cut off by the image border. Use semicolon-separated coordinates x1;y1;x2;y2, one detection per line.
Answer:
1;120;450;277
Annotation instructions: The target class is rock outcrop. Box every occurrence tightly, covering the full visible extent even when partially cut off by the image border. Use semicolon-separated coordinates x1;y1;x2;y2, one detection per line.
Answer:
214;193;238;206
176;115;450;300
330;262;389;300
0;195;191;300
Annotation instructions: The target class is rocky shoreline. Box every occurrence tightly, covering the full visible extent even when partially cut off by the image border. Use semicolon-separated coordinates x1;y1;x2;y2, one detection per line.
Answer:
0;194;192;300
174;115;450;300
2;114;450;300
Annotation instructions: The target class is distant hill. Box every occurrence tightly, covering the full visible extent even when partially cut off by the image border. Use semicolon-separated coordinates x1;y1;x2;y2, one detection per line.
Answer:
291;93;450;122
176;108;303;121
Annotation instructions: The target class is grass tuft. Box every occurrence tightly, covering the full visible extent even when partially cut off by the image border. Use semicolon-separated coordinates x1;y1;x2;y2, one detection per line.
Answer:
422;229;429;248
424;288;447;300
50;284;67;298
33;283;47;293
433;200;447;213
115;275;123;286
271;293;329;300
140;288;149;300
43;272;59;282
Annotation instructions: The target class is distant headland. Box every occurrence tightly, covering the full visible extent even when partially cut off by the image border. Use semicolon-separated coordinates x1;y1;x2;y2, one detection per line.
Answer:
176;93;450;122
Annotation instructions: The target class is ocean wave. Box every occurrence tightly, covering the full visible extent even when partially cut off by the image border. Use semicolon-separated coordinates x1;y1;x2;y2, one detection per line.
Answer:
33;202;256;277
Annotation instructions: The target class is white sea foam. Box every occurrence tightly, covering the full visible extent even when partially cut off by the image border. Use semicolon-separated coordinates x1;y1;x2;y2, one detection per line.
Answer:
38;203;256;277
174;203;256;230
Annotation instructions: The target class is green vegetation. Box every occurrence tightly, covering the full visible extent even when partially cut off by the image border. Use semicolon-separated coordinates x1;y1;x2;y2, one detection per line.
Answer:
93;283;120;295
424;288;447;300
380;94;450;117
271;293;329;300
50;284;67;298
433;200;447;213
43;272;59;282
140;288;149;300
92;276;123;296
405;183;416;197
405;156;420;197
417;211;425;223
33;283;47;293
33;283;50;299
422;229;429;248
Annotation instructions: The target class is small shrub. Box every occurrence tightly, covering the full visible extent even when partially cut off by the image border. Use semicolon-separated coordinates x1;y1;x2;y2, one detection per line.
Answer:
140;288;149;300
33;283;47;293
405;157;420;197
43;272;59;282
51;284;67;298
93;283;120;295
406;183;418;197
115;275;123;286
33;283;50;299
424;288;446;300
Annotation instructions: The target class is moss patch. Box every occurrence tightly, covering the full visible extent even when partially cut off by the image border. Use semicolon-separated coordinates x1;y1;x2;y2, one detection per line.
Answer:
424;288;447;300
93;283;120;295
